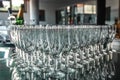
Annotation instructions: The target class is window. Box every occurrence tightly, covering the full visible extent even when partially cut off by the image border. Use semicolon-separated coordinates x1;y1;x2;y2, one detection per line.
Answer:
93;5;96;14
76;4;84;14
12;0;24;11
0;0;26;12
0;1;10;11
39;10;45;21
83;4;96;14
84;5;93;14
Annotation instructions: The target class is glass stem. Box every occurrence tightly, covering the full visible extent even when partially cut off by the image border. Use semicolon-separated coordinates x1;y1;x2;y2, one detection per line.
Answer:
65;53;69;68
74;52;77;66
47;54;50;68
42;52;45;66
55;58;58;72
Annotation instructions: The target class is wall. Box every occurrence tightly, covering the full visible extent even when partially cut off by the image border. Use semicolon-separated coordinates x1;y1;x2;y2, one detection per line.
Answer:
0;0;119;25
39;2;56;25
25;1;68;25
39;0;86;25
34;0;119;24
0;12;9;25
0;1;58;25
0;12;9;21
0;0;88;25
106;0;119;25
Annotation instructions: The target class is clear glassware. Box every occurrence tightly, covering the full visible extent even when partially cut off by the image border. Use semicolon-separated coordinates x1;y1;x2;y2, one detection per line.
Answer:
9;25;116;80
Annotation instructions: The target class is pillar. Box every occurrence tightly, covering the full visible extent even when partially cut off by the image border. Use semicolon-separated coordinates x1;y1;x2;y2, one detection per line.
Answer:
97;0;106;25
118;0;120;20
30;0;39;25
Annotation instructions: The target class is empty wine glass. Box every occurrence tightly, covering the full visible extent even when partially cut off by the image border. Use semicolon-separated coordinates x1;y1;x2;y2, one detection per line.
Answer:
9;25;116;80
